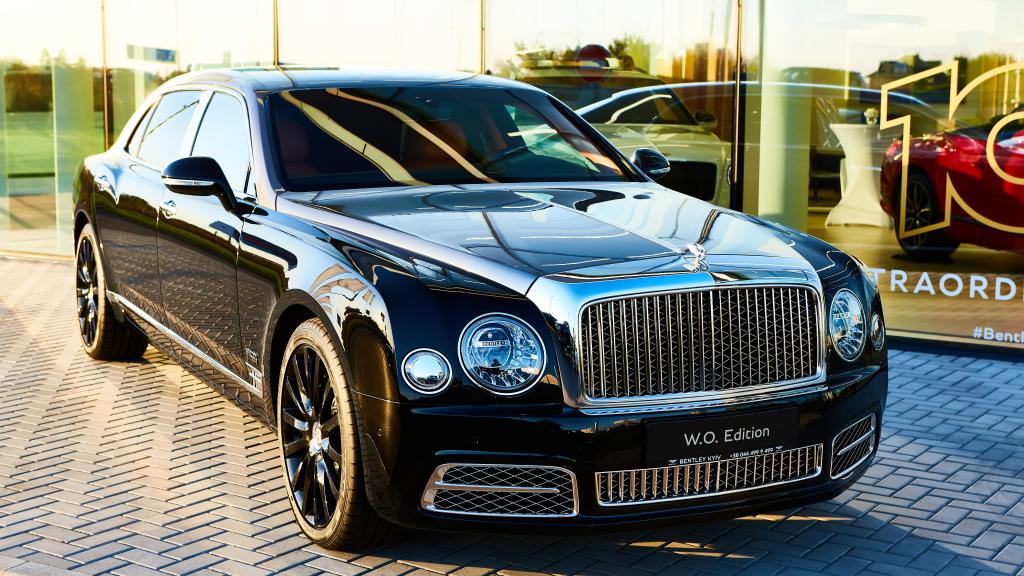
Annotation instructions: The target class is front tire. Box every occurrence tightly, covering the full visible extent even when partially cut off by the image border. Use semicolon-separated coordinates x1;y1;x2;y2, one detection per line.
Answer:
76;223;148;360
895;172;960;259
276;318;396;550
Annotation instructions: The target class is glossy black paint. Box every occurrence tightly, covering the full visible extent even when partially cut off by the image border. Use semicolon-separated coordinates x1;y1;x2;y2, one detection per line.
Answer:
74;67;888;533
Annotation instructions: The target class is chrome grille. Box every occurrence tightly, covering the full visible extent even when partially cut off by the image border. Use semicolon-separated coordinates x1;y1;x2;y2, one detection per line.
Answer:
831;414;876;479
597;444;822;506
421;464;577;517
579;286;821;400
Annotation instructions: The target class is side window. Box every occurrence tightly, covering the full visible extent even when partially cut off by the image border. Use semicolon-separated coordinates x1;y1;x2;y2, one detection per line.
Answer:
191;92;251;194
126;105;154;157
137;90;202;168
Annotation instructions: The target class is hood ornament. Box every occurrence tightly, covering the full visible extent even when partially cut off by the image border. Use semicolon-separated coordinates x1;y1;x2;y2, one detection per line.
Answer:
682;242;709;272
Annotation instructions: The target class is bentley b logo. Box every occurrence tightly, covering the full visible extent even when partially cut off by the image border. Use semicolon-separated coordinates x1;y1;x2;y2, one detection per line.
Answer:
683;242;709;272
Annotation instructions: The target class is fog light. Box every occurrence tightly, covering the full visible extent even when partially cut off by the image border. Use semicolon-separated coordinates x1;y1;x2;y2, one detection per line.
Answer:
870;313;885;351
402;349;451;394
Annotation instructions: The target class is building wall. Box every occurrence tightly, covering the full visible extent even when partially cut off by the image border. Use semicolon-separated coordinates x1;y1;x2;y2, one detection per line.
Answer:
1;0;1021;350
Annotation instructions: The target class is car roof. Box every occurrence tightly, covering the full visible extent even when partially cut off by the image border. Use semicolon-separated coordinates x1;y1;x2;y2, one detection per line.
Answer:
162;66;539;93
597;81;931;106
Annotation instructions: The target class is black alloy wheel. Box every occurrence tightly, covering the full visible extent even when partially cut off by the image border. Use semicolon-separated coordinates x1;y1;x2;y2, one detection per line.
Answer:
76;235;99;346
902;176;934;251
74;223;148;360
896;172;959;258
280;343;344;529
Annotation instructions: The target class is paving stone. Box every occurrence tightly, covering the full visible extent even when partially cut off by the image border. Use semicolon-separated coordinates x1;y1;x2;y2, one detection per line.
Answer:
1;258;1022;575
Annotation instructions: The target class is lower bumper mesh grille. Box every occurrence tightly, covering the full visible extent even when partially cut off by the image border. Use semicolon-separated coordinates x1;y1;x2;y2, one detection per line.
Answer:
831;414;876;479
421;464;577;517
597;444;822;506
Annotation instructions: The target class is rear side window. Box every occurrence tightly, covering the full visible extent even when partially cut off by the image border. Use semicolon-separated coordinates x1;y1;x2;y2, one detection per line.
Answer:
126;105;154;157
137;90;202;168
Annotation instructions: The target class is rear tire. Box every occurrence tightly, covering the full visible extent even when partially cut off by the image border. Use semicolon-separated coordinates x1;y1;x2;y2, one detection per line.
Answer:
276;317;397;550
895;172;960;259
76;223;149;360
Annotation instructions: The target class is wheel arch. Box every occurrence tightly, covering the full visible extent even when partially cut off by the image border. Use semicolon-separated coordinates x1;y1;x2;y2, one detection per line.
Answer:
264;291;335;426
74;211;90;244
262;284;397;426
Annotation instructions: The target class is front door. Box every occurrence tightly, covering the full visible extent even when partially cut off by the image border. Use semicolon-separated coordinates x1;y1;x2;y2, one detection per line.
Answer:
156;91;253;398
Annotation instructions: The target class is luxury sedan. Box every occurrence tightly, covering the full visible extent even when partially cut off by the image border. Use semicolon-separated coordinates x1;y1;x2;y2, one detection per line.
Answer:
577;85;732;206
74;68;887;549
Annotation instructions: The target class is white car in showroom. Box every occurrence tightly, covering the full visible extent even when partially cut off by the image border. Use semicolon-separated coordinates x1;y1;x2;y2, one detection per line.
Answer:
578;85;732;206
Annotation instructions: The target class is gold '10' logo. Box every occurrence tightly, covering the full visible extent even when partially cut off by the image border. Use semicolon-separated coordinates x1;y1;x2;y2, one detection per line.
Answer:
881;61;1024;238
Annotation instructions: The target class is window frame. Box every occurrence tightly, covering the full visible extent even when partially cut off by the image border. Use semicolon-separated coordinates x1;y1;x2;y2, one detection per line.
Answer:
187;88;256;200
124;104;155;158
264;86;645;192
123;88;205;172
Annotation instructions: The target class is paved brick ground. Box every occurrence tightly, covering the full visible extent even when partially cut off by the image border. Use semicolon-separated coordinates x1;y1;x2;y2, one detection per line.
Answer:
0;257;1022;576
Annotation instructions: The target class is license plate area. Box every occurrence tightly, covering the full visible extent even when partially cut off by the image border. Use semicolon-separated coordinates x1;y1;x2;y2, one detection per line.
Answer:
645;408;799;466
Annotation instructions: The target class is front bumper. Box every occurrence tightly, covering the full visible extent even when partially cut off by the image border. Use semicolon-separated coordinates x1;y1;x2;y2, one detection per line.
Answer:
361;365;887;532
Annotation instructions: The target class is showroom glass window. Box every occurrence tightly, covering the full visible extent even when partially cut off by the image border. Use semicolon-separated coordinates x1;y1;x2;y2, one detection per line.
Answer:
190;92;251;194
743;0;1024;351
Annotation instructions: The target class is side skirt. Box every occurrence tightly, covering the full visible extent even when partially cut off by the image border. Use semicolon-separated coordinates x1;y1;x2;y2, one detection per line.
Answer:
109;290;275;429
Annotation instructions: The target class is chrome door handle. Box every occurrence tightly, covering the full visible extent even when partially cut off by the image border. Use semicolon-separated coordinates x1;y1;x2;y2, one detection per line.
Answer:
159;199;177;219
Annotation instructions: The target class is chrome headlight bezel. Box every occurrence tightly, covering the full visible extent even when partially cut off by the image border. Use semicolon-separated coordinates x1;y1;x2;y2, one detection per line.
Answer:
458;313;546;396
829;288;867;362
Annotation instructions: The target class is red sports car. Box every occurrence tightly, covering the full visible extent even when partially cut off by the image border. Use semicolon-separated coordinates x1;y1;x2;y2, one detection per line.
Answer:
880;110;1024;257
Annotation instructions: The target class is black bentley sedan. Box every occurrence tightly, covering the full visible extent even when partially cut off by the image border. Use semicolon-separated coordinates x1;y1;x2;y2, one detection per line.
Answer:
74;67;887;549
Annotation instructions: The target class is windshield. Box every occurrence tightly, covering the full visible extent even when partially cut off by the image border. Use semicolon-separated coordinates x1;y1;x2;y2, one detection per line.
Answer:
269;86;631;191
578;89;700;127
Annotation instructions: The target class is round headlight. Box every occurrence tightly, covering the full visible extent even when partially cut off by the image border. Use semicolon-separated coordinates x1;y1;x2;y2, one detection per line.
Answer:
402;349;451;394
870;313;885;351
829;289;866;361
459;314;545;395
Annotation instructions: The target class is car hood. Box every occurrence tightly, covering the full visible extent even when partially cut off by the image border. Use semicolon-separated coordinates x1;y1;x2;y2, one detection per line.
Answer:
280;182;819;293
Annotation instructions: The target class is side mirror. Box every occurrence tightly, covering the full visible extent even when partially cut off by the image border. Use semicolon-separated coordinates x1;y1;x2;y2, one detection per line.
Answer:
694;110;718;130
631;148;671;181
161;156;237;212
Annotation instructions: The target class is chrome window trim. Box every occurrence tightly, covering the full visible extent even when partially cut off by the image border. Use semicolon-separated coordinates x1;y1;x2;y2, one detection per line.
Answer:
109;291;260;396
420;463;579;518
572;280;827;410
830;413;876;480
595;444;824;507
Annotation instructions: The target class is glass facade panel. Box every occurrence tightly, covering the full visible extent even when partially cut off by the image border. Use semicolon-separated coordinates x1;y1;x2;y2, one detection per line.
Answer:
104;0;273;144
0;1;1020;351
1;1;103;253
487;0;739;207
278;0;480;71
748;0;1024;350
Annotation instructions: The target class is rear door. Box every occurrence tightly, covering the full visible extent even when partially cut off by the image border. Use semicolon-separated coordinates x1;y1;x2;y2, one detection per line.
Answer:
94;90;203;320
155;90;254;397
